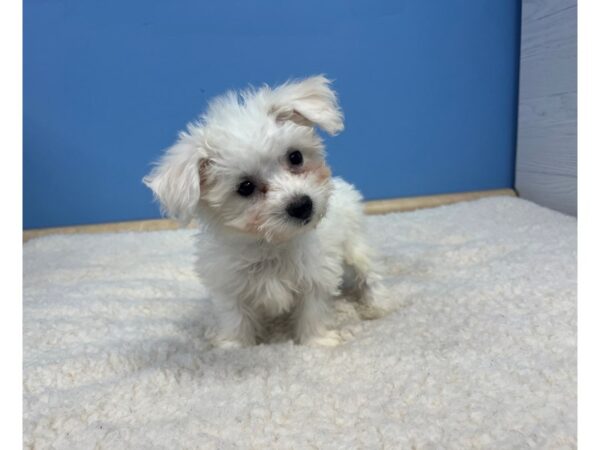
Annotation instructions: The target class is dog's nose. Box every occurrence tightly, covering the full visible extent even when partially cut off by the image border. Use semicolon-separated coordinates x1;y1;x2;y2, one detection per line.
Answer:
286;195;313;221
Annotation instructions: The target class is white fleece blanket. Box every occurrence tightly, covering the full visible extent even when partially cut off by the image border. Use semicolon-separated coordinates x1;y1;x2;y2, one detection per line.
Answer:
23;197;577;449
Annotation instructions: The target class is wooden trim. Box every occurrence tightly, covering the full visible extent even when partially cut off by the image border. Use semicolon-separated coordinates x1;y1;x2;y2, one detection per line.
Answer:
363;188;515;215
23;188;516;243
23;218;184;243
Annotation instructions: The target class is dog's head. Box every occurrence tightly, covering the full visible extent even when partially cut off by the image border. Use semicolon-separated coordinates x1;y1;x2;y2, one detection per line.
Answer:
143;75;344;242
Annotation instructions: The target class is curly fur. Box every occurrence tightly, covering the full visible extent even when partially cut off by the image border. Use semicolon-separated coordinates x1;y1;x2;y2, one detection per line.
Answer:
144;75;388;347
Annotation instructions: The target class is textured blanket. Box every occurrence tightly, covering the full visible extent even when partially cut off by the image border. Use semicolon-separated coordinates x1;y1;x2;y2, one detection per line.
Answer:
23;197;577;449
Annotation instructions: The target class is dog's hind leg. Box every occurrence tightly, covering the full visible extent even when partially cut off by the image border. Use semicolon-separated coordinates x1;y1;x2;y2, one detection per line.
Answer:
342;237;392;320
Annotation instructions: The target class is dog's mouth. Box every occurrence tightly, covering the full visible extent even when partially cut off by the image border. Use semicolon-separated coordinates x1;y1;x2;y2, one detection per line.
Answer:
287;215;314;228
290;213;324;231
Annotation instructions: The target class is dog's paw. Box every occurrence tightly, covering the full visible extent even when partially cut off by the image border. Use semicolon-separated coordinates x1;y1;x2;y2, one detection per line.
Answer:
211;338;245;349
302;330;342;347
205;326;251;349
355;303;389;320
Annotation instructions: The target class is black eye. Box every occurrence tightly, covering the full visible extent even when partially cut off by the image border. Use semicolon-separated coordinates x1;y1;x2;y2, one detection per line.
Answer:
237;180;255;197
288;150;303;166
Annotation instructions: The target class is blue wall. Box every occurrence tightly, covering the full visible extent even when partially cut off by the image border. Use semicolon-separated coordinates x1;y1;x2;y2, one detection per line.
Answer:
24;0;521;229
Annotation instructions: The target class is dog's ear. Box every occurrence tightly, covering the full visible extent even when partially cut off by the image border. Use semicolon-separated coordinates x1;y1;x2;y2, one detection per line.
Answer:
269;75;344;136
143;134;207;224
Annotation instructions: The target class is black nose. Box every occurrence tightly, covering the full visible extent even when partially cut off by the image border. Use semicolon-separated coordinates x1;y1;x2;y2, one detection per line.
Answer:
286;195;313;221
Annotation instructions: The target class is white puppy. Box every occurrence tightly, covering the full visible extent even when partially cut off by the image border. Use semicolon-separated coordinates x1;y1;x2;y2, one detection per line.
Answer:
144;75;388;347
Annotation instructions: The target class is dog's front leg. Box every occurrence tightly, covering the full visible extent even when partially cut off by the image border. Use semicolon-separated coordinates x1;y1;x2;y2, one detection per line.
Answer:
293;287;340;346
211;296;260;348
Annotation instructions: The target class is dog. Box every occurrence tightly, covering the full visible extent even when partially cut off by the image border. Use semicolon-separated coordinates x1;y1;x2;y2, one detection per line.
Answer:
144;75;388;347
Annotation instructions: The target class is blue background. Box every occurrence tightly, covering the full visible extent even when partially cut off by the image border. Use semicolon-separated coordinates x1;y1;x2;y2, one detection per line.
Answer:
24;0;521;229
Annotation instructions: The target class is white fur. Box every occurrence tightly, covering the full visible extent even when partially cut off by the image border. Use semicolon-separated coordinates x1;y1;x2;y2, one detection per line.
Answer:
144;75;387;347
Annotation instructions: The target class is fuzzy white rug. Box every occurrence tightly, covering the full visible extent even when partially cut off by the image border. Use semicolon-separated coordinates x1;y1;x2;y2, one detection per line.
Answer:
23;197;576;449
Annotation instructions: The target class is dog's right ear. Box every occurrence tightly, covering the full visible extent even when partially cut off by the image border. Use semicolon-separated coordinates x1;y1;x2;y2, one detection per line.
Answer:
143;134;207;225
268;75;344;136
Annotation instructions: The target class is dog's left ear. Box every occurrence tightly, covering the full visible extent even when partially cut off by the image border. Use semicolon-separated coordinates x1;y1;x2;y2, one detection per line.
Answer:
269;75;344;136
143;133;207;225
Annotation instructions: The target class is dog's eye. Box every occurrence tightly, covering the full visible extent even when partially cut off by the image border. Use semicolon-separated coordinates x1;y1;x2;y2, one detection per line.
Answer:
237;180;255;197
288;150;303;166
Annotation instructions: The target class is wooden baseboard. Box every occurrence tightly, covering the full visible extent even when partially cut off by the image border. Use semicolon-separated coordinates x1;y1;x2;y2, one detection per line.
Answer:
363;188;515;215
23;188;515;243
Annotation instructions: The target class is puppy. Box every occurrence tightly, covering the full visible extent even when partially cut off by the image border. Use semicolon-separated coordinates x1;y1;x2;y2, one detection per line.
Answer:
144;75;388;347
